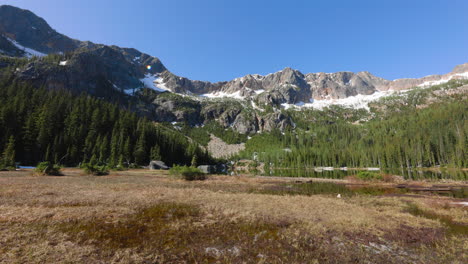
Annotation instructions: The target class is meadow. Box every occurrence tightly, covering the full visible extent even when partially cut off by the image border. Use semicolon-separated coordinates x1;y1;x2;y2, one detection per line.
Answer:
0;169;466;263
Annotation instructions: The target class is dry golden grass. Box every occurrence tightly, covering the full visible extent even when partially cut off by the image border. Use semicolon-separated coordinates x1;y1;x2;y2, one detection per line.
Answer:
0;169;466;263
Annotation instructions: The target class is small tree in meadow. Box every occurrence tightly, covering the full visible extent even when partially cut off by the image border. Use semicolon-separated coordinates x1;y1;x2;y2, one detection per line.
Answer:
1;136;16;170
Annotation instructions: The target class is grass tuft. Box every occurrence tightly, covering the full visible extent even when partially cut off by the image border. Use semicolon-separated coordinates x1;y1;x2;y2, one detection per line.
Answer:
169;165;206;181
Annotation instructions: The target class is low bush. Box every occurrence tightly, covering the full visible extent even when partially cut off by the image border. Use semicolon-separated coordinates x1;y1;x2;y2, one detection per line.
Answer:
356;171;383;181
81;163;109;176
169;165;206;181
34;162;62;176
0;166;16;171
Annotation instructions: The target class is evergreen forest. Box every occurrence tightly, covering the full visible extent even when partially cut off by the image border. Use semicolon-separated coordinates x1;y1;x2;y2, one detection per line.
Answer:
238;82;468;169
0;78;212;168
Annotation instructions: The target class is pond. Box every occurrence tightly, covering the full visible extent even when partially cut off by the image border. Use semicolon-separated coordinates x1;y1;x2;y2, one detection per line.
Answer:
254;181;468;199
18;166;36;169
263;168;468;181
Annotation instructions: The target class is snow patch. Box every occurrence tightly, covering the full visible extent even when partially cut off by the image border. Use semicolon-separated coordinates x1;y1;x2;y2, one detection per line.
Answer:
292;76;467;110
140;74;170;92
200;90;245;100
418;72;468;87
254;89;265;94
124;89;135;95
282;90;400;110
59;60;68;66
6;37;46;58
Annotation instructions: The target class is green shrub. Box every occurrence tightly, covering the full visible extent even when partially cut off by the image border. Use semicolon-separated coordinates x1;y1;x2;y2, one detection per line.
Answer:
81;163;109;176
356;171;382;181
0;166;15;171
169;165;206;181
34;161;62;176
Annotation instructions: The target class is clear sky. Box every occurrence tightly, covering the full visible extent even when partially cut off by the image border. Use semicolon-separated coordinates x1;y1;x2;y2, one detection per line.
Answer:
1;0;468;82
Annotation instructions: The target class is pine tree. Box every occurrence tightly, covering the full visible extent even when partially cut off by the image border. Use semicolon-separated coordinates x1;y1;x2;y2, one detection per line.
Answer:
117;154;125;168
1;136;15;168
133;131;147;165
89;154;98;165
122;136;132;164
150;145;161;160
44;144;52;162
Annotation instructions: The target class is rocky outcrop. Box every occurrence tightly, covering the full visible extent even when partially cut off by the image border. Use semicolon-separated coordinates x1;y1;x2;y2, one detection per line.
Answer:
231;113;259;134
207;135;245;159
157;71;224;94
258;112;294;132
144;92;294;134
4;43;168;96
152;95;202;126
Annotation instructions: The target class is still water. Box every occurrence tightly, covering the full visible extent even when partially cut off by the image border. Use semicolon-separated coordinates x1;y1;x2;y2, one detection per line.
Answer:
255;181;468;199
265;168;467;181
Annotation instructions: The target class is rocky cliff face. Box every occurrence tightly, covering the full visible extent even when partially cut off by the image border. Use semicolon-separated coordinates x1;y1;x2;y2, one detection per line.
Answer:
0;5;166;93
154;64;468;106
0;5;81;54
7;45;165;95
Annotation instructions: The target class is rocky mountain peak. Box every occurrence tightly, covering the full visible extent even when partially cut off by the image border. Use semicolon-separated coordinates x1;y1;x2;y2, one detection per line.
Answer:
1;5;468;114
452;63;468;74
0;5;79;54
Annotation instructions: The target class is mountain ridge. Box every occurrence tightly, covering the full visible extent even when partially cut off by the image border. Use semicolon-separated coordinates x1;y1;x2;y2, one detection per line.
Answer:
1;5;467;135
1;4;467;106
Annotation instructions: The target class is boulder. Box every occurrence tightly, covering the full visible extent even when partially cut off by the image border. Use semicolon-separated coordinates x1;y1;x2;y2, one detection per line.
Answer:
149;160;169;170
197;165;215;174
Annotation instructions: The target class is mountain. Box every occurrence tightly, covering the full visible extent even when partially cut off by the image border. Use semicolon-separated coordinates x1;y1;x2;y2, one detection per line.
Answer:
0;5;467;135
0;5;166;94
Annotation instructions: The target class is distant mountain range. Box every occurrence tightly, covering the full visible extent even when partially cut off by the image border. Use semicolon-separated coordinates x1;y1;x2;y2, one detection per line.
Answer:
1;4;467;134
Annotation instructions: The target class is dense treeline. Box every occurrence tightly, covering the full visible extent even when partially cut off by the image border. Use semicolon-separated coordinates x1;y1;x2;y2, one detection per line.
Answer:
240;91;467;169
0;80;212;167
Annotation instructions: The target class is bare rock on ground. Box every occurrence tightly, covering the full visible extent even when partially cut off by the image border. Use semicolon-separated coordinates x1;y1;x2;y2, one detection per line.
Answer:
207;134;245;159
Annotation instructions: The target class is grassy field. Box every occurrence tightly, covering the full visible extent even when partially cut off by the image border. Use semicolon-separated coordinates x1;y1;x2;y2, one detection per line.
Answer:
0;169;466;263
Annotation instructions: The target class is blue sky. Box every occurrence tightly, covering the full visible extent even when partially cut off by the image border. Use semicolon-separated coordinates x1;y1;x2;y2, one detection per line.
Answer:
2;0;468;82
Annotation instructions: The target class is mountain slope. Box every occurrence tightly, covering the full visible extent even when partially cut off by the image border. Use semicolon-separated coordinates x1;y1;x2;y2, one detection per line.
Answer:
0;5;467;136
0;5;80;54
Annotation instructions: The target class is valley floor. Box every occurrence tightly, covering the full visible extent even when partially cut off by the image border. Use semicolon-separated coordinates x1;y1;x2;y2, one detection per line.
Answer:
0;169;466;263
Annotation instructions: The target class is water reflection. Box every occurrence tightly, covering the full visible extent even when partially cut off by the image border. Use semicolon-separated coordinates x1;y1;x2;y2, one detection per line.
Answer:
255;182;468;199
266;168;467;181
